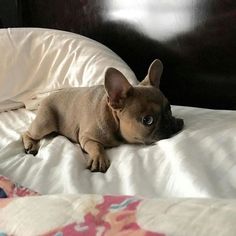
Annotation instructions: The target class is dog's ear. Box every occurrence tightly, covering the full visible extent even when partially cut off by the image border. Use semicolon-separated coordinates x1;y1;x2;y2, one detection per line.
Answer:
139;59;163;88
105;67;133;109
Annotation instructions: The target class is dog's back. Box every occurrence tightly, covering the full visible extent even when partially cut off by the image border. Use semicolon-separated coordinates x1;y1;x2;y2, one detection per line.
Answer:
38;86;107;142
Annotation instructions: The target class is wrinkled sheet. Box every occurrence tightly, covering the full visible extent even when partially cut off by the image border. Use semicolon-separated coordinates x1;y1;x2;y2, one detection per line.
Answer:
1;175;236;236
0;105;236;198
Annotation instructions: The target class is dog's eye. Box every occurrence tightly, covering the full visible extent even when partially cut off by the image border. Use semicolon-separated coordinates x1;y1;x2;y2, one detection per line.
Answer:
142;115;154;126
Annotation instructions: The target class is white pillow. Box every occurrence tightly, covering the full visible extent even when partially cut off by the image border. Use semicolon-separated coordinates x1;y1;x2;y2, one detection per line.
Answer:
0;28;138;111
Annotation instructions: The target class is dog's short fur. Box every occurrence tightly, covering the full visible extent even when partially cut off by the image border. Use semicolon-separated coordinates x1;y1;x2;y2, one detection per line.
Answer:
22;59;184;172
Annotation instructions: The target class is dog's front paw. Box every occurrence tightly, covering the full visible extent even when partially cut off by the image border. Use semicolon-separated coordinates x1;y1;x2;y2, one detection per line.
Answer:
87;155;110;173
22;133;39;156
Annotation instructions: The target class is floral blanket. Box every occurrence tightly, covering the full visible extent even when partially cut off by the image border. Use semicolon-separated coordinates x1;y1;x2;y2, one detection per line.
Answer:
1;175;236;236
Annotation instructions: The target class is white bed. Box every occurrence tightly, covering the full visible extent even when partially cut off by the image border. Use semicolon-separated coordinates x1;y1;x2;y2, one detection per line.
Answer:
1;104;236;198
0;28;236;199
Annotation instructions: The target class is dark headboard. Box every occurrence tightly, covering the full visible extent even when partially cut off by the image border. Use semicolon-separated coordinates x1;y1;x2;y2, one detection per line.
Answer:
8;1;236;109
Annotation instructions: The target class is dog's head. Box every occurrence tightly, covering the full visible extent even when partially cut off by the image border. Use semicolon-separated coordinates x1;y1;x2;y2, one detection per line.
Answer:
104;59;184;144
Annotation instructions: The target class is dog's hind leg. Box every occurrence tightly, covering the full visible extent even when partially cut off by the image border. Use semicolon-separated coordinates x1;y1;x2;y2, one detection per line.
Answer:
22;106;57;155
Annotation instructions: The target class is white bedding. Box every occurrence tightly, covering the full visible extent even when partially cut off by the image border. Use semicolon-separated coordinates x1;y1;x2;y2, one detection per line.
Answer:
0;105;236;198
0;28;236;199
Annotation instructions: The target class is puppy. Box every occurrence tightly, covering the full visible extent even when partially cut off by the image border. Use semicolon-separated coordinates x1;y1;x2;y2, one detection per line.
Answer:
22;59;184;172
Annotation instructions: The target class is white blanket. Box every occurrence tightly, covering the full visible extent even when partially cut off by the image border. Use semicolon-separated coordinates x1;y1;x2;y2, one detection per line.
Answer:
0;105;235;198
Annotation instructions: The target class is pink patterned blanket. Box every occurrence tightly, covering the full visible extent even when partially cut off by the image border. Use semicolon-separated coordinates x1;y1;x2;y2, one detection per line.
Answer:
0;175;163;236
1;175;236;236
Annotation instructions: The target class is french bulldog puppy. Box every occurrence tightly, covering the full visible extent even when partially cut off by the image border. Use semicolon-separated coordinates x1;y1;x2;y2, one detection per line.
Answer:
22;59;184;172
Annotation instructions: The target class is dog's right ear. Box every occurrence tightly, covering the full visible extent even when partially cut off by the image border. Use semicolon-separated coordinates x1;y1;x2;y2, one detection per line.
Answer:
139;59;163;88
105;68;133;109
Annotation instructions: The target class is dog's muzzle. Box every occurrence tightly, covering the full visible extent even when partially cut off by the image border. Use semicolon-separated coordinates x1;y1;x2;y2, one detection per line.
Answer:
170;117;184;134
156;116;184;140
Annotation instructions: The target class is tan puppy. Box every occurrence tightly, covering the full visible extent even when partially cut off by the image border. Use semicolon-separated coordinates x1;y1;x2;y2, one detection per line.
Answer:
22;59;184;172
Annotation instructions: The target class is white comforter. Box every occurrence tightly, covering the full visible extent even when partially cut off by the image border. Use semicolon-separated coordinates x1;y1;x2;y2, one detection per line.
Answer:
0;105;235;198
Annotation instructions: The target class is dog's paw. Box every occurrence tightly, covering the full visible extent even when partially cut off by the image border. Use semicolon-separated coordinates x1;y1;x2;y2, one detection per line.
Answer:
22;133;39;156
87;156;110;173
25;146;38;156
24;141;38;155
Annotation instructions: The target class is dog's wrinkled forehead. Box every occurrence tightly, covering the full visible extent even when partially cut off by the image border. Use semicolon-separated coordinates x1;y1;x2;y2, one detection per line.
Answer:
125;86;167;113
137;86;165;103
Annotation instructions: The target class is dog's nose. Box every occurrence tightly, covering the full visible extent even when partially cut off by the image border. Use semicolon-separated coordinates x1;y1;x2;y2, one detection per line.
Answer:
155;116;184;141
161;117;184;138
172;118;184;133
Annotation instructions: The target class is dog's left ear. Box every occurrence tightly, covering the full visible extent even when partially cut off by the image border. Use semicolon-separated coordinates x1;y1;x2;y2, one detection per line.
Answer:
105;67;133;109
140;59;163;88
